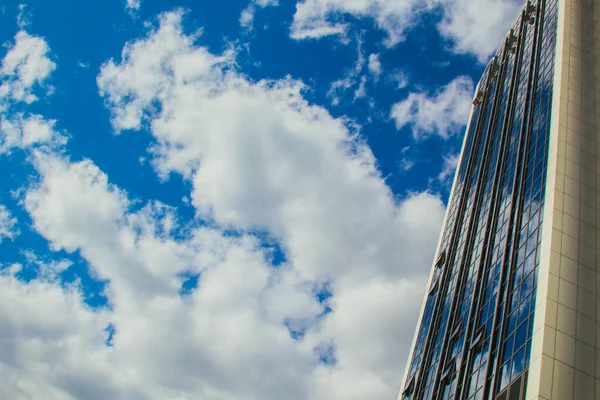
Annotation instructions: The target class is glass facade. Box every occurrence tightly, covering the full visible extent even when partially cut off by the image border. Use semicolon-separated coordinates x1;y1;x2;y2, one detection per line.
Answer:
401;1;558;399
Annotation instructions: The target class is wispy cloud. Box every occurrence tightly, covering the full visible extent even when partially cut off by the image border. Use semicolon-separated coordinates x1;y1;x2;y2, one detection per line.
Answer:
125;0;141;16
367;53;382;82
327;36;376;105
396;146;419;174
290;0;522;61
239;0;279;31
438;152;460;182
16;4;31;29
391;70;408;89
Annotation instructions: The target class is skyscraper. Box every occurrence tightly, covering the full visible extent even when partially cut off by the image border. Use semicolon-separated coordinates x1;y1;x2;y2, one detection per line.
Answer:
398;0;600;399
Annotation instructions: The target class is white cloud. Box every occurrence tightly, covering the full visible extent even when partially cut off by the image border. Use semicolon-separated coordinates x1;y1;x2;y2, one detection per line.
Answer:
240;5;256;30
438;152;460;182
290;0;435;45
397;146;415;172
0;274;115;400
22;250;73;281
104;10;444;399
1;113;66;153
398;159;414;171
18;148;444;399
0;30;55;107
367;53;382;81
98;10;444;277
327;37;370;106
17;4;31;29
240;0;279;30
290;20;346;41
290;0;523;60
327;77;352;106
312;276;427;398
255;0;278;6
0;205;18;242
353;75;367;100
0;10;447;400
16;151;322;399
390;76;473;140
125;0;141;12
391;70;408;89
0;30;63;153
0;29;65;165
439;0;522;62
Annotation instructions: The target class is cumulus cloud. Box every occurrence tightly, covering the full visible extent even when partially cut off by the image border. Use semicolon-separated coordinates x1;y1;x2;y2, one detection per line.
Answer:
390;76;473;140
105;10;443;398
18;151;322;399
16;145;443;399
0;9;447;400
0;30;55;107
290;0;522;60
98;10;445;278
0;270;115;400
1;113;65;153
0;205;18;242
0;30;64;153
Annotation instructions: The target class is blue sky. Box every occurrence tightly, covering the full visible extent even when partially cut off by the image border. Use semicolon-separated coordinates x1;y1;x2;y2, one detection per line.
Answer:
0;0;523;399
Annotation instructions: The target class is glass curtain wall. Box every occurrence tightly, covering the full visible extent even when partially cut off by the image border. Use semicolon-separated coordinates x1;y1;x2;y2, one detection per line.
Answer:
402;1;558;399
